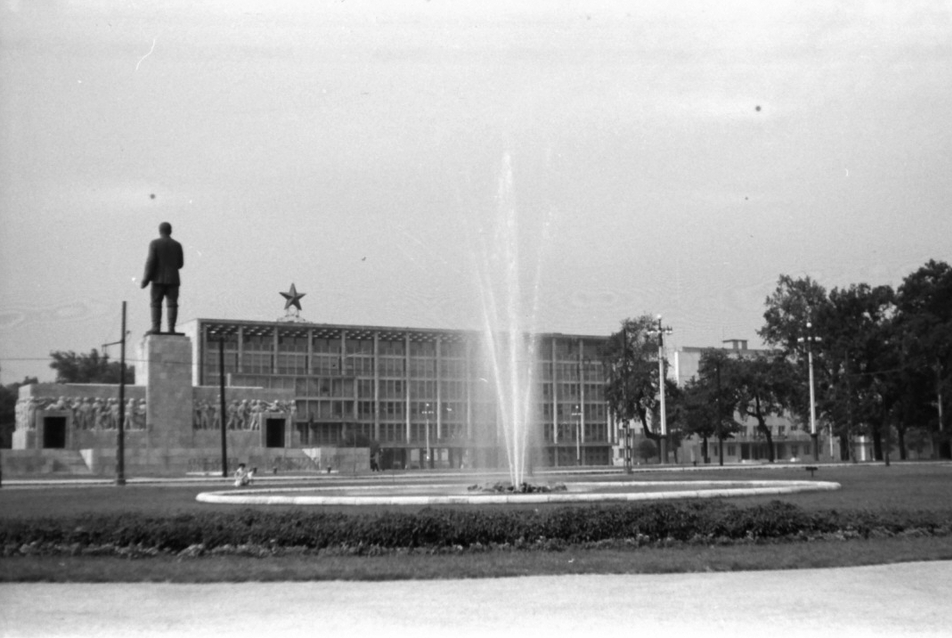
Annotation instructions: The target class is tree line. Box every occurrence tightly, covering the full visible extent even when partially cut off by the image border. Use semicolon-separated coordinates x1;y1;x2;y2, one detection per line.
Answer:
602;259;951;462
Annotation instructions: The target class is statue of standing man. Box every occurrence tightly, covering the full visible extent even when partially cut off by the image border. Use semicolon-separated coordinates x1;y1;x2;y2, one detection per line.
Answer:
141;222;184;334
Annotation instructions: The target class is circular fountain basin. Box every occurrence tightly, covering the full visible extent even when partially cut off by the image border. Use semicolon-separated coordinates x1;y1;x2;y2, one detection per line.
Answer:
196;479;841;506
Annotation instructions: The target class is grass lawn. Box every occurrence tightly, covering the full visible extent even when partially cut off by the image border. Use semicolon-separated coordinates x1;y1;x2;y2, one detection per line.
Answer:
2;462;950;581
3;463;950;516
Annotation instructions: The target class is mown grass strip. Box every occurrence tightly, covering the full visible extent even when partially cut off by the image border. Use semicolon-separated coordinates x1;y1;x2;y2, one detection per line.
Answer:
4;536;952;583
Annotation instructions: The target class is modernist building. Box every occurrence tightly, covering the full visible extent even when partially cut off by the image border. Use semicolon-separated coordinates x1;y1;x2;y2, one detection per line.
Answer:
669;339;838;463
182;318;614;470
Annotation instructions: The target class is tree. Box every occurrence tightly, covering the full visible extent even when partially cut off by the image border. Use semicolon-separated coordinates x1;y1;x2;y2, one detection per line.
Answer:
636;438;657;463
759;275;833;456
822;284;898;461
759;274;830;354
602;315;672;460
0;376;39;448
679;376;719;463
896;259;952;459
49;349;134;384
694;349;743;463
718;351;795;463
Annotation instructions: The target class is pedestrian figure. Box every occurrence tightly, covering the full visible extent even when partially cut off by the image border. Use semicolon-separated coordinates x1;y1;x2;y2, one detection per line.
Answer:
234;463;250;487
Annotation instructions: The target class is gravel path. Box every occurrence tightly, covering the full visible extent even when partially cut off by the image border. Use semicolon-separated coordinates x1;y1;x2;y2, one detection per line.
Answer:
2;561;949;638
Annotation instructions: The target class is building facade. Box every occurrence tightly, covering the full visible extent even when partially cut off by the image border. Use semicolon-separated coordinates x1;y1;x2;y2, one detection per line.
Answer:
669;340;837;463
183;318;615;470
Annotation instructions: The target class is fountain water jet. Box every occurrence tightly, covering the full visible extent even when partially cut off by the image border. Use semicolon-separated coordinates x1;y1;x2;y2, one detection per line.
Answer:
472;154;549;486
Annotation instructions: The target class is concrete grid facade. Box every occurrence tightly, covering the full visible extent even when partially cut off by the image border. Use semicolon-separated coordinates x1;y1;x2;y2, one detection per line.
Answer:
183;319;614;470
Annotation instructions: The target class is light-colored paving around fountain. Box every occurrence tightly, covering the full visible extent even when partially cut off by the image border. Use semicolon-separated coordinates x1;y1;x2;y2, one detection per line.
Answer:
196;478;841;506
2;560;949;637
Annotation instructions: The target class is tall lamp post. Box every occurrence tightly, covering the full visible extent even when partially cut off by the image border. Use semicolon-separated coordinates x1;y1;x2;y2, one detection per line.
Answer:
715;356;724;466
102;302;129;486
571;404;582;466
797;321;822;462
648;316;673;463
423;402;434;469
621;325;633;474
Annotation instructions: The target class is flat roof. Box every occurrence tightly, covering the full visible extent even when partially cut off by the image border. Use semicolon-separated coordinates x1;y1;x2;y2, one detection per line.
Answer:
182;318;609;342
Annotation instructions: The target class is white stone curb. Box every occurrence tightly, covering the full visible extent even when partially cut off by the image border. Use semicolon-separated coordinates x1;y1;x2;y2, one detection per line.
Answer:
196;480;841;506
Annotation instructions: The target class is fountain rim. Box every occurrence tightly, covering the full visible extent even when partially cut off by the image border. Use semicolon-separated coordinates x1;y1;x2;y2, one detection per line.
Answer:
196;479;841;506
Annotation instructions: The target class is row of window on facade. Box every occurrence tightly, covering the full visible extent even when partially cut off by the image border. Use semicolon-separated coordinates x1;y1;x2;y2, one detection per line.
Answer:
296;421;477;445
293;398;606;422
295;421;614;446
223;371;606;407
205;354;606;382
208;333;606;359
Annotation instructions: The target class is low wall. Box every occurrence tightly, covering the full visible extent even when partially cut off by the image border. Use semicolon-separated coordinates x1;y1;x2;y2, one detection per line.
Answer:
1;446;371;477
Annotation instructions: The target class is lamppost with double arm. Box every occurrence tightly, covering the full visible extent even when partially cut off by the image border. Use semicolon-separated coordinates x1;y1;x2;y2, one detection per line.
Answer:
648;316;673;463
797;321;822;462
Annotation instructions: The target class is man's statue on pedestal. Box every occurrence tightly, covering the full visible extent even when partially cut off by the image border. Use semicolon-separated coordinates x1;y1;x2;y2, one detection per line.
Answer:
141;221;184;334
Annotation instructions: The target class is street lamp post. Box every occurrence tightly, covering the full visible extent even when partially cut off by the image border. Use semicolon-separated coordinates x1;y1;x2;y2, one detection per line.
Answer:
798;322;822;462
648;316;673;464
423;402;434;469
621;325;633;474
715;357;724;466
572;404;582;466
102;302;129;486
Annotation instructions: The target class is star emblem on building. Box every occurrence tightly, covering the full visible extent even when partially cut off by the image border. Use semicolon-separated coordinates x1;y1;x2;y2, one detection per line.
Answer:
280;283;306;311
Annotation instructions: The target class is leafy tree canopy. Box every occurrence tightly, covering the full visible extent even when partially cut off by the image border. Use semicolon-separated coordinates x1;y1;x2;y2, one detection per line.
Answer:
49;349;134;385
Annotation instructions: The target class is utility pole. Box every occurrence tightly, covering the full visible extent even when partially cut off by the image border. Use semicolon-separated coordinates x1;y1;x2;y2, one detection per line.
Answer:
117;302;127;485
219;335;228;478
716;358;724;466
103;302;128;486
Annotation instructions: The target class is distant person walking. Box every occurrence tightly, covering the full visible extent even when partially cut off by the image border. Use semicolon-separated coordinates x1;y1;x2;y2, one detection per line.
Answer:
141;222;184;334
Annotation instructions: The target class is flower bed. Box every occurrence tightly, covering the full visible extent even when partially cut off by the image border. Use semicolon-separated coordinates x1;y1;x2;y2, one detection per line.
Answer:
2;500;950;558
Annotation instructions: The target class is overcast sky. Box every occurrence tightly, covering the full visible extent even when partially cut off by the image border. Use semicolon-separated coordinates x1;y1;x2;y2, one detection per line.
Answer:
1;1;950;384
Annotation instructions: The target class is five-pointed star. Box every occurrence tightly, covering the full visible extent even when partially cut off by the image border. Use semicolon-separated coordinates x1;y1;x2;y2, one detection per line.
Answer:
280;283;306;311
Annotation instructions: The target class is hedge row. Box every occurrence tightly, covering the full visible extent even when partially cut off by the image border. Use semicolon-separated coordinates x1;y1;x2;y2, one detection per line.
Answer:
3;501;951;558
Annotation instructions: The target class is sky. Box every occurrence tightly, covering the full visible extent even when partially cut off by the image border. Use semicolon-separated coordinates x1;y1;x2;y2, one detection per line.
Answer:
1;1;951;384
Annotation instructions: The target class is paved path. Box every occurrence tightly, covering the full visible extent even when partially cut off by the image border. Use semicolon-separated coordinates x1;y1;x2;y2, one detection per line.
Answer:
2;561;949;638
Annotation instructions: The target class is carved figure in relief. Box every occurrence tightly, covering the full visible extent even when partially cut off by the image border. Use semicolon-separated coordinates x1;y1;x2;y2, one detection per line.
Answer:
93;398;107;430
135;399;147;430
15;398;24;430
193;400;207;430
27;397;38;430
67;398;81;429
226;400;240;430
211;398;222;430
249;400;263;431
238;399;251;430
125;398;136;430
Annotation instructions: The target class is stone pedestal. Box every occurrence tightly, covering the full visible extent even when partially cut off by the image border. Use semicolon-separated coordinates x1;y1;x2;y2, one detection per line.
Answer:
137;334;193;450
